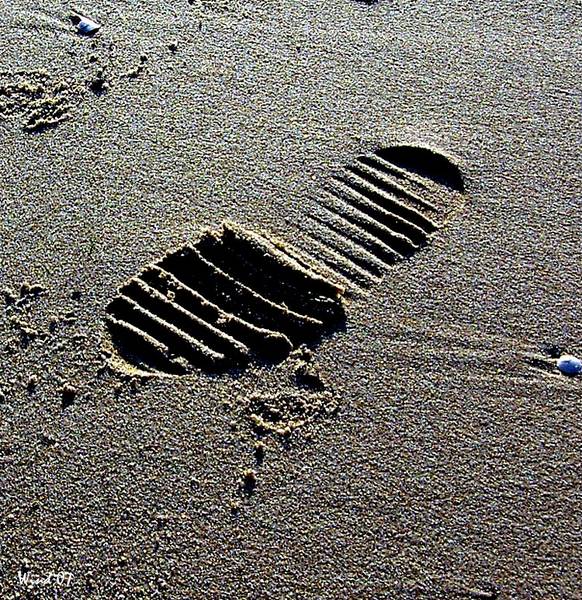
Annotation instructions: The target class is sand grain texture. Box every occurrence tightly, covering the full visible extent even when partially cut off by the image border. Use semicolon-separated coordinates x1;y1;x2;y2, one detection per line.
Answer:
1;0;581;598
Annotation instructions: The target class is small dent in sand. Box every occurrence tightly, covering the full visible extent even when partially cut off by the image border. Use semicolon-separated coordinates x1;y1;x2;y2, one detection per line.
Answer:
244;390;339;437
125;55;148;80
39;432;57;447
253;440;266;463
60;384;77;409
239;468;257;495
89;70;109;95
0;71;79;132
292;346;327;390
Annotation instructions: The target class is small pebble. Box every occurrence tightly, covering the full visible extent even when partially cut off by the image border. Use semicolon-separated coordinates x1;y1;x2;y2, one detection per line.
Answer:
71;13;101;35
556;354;582;376
39;433;56;447
27;376;38;393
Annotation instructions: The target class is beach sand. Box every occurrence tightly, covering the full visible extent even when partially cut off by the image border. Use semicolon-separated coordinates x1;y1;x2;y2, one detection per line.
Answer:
1;0;580;597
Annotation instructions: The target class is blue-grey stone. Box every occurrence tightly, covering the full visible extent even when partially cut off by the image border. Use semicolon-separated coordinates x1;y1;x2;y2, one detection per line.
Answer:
556;355;582;376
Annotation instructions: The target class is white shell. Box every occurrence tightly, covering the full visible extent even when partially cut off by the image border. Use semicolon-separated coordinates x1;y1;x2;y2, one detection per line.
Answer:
556;354;582;376
75;15;101;35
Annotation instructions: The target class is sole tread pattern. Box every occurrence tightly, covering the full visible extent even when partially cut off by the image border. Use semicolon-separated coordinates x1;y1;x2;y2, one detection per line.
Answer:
106;222;346;374
105;145;465;375
310;145;466;286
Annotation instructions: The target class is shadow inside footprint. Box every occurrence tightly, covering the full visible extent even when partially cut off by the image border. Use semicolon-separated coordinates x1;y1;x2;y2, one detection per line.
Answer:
106;222;347;375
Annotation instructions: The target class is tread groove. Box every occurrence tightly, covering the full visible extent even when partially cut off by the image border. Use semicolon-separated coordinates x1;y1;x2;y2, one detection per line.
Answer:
375;145;465;192
128;278;250;362
309;211;402;266
322;186;426;249
142;265;293;359
304;232;374;288
106;316;187;374
317;198;418;257
110;295;226;367
325;183;430;242
307;216;387;277
346;164;430;213
195;224;343;325
358;154;437;203
161;247;325;337
336;171;438;233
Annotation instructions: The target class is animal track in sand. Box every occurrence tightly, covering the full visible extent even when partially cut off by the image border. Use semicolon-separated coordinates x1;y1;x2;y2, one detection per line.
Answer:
105;145;466;376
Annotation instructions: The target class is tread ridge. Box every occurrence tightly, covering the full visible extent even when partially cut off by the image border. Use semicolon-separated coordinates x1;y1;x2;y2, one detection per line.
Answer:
161;247;325;335
265;232;362;291
359;154;436;200
144;265;293;359
129;278;250;361
309;230;385;280
321;187;425;249
324;183;430;243
106;315;187;374
304;233;372;288
195;226;343;325
307;216;387;277
111;294;226;367
374;145;465;192
337;171;438;233
309;211;402;265
317;198;418;258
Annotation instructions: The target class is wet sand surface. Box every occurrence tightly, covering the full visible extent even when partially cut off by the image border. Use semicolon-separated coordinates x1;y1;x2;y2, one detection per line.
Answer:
1;1;580;598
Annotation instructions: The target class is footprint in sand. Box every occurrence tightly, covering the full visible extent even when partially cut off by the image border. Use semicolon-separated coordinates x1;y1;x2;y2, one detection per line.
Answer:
104;145;467;376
